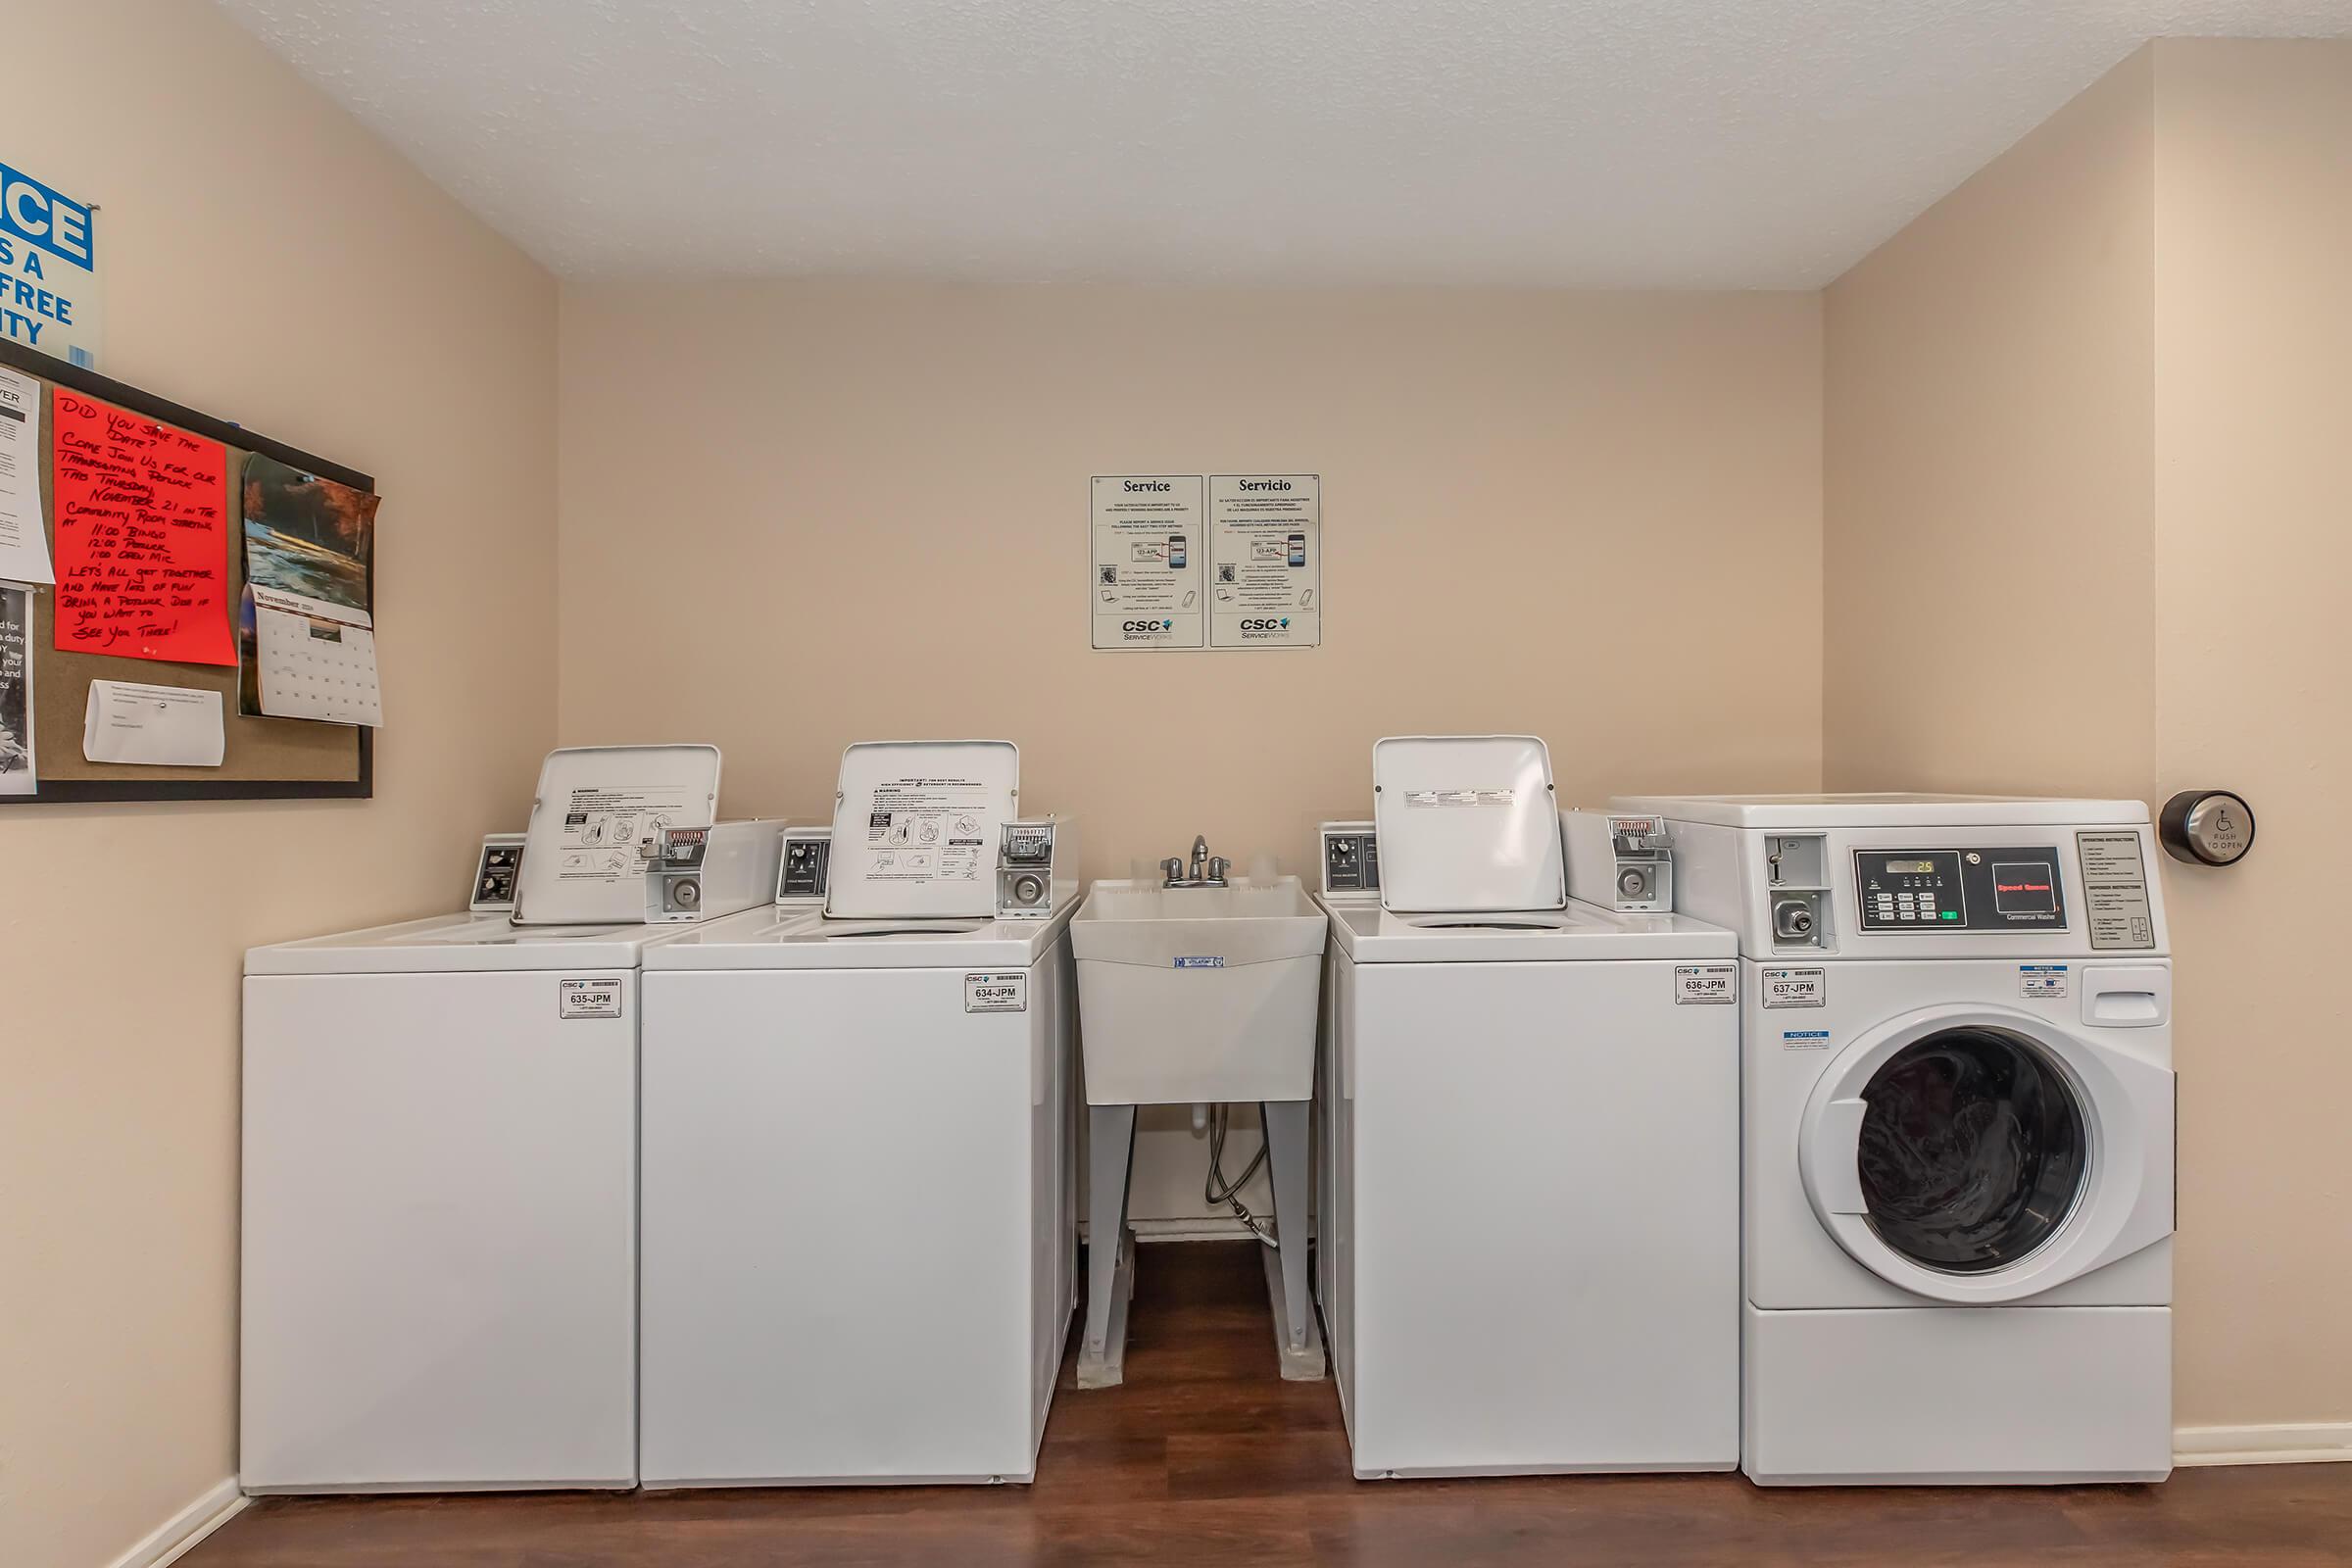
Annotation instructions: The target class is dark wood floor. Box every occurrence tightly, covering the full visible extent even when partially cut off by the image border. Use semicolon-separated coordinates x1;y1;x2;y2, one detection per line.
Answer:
193;1243;2352;1566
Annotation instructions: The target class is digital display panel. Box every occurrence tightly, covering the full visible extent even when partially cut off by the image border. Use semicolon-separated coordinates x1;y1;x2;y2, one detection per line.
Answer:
1883;858;1936;874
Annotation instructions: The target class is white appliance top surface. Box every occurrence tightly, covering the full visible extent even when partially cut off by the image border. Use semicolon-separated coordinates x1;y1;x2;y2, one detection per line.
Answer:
246;911;677;974
514;743;723;925
1611;792;2152;829
826;739;1019;920
645;902;1070;970
1371;735;1566;913
1317;893;1734;963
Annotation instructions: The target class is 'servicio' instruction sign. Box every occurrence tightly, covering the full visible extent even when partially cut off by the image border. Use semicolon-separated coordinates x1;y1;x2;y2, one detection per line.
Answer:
0;162;101;368
1091;475;1204;650
1208;473;1319;649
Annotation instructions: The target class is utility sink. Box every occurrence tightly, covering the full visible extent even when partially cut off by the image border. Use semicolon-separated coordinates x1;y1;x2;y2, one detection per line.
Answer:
1071;876;1328;1105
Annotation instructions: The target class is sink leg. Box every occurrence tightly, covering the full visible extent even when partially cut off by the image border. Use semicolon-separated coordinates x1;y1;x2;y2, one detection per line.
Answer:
1262;1098;1326;1380
1077;1102;1137;1389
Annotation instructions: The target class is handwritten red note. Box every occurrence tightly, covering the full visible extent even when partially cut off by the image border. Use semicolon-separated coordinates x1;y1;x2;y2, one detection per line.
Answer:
50;389;233;665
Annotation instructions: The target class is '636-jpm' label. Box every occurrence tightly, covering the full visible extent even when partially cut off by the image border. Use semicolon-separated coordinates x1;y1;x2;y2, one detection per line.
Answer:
1675;964;1737;1004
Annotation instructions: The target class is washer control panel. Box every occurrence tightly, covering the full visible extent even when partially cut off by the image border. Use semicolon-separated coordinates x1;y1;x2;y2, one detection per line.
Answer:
468;833;525;912
776;829;831;904
1853;847;2068;933
1320;822;1380;895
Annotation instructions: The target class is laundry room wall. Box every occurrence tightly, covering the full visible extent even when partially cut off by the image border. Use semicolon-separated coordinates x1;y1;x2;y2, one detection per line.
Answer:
1822;46;2158;802
0;6;560;1567
2147;38;2352;1448
1825;38;2352;1450
557;279;1824;1226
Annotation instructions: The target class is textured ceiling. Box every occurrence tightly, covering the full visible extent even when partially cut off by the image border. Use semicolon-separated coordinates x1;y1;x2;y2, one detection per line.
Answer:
216;1;2351;288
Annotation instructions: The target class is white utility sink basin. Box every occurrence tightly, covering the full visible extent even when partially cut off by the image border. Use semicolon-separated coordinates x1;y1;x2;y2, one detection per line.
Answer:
1071;876;1328;1105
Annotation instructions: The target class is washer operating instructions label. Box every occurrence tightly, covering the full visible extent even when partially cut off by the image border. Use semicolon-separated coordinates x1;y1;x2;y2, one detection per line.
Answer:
1207;473;1320;649
1091;475;1204;650
2076;831;2157;950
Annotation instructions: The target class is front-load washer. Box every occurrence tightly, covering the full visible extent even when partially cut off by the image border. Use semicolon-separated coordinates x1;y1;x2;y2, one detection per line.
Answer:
1311;737;1741;1480
637;739;1081;1487
241;744;771;1494
1615;793;2177;1486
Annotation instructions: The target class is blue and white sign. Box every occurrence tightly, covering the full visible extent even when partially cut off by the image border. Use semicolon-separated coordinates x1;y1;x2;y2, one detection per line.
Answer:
1172;956;1226;969
0;161;101;368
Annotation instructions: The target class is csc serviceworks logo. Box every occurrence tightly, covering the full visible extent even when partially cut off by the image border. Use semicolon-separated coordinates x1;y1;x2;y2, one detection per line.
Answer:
1239;617;1291;633
1121;619;1174;635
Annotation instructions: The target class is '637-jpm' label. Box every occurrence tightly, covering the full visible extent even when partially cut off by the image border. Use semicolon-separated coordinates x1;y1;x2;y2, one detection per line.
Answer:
1761;967;1826;1007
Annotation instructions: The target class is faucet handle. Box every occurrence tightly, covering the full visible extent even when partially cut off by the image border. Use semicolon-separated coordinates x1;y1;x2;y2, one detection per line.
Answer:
1160;857;1186;886
1207;857;1231;884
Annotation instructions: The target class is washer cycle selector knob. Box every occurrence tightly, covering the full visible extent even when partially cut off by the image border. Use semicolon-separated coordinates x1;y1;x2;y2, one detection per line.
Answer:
2160;790;2255;866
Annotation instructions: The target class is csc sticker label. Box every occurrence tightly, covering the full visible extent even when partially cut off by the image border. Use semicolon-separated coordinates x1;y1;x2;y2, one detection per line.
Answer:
559;977;624;1019
1675;964;1737;1004
964;972;1028;1013
1761;967;1826;1008
1173;956;1227;969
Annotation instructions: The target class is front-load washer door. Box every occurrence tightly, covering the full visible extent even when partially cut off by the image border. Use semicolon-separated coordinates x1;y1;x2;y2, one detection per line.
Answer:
1796;1000;2173;1304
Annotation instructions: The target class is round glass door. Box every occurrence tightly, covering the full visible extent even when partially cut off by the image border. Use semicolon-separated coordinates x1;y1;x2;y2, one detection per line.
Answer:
1855;1026;2089;1273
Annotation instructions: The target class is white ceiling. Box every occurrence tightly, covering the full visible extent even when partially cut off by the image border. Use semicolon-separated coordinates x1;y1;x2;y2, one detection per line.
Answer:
217;1;2350;289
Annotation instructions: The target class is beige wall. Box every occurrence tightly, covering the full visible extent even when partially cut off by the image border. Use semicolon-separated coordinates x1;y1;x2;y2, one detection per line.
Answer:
0;6;558;1567
558;279;1823;1222
2151;38;2352;1432
1824;48;2156;798
1825;38;2352;1436
558;281;1822;859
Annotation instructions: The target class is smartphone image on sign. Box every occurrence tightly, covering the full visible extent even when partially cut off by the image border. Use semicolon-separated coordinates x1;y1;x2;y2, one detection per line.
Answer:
1168;534;1187;569
1287;533;1306;567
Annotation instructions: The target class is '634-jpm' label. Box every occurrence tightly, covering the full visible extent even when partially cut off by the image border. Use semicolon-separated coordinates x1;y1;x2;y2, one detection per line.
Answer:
964;973;1028;1013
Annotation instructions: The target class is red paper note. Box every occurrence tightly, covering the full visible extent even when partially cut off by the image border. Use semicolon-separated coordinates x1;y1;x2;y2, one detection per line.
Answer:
50;389;233;665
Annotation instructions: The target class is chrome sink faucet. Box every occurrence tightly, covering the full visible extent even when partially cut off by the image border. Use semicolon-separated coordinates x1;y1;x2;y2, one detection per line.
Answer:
1161;834;1231;889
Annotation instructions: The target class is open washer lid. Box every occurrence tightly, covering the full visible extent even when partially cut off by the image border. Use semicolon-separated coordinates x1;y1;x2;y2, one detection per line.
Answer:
514;744;721;925
1371;735;1565;913
826;739;1019;919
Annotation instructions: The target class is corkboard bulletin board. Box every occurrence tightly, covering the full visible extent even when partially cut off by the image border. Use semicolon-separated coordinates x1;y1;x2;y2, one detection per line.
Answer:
0;336;373;804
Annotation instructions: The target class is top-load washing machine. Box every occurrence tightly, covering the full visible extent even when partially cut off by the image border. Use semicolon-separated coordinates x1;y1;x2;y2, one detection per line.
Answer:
242;745;784;1494
1311;737;1741;1479
637;740;1083;1487
1616;793;2177;1486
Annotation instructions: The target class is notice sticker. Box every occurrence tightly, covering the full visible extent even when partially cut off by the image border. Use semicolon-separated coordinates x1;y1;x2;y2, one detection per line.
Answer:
2019;964;2070;999
559;977;624;1019
1761;967;1826;1008
964;972;1029;1013
1676;964;1737;1004
1781;1029;1833;1050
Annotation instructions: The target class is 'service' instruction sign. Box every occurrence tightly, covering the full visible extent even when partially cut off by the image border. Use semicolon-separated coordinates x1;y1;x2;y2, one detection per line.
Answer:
1207;473;1319;649
1091;476;1204;649
0;161;101;368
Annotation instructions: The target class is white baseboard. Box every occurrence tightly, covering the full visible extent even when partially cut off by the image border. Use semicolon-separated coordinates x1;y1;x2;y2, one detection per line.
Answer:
2176;1423;2352;1467
109;1478;247;1568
